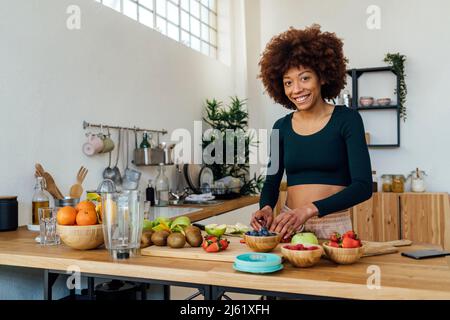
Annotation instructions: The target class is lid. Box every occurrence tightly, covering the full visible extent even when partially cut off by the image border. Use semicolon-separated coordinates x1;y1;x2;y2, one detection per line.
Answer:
233;262;283;274
0;196;17;200
235;253;282;268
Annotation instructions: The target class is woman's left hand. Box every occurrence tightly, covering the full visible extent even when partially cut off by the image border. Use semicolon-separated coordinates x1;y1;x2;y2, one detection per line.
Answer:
269;205;318;240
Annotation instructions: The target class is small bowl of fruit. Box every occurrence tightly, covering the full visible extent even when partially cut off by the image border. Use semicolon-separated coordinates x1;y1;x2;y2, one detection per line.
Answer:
281;243;323;268
322;231;365;265
244;227;282;253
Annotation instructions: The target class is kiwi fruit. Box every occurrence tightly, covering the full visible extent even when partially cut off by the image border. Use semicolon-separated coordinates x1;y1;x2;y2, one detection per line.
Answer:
185;225;201;235
167;233;186;248
151;230;170;246
185;230;203;247
140;230;154;248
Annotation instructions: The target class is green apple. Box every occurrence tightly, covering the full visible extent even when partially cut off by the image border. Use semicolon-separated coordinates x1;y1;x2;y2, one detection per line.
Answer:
205;224;227;237
291;232;319;245
142;219;153;231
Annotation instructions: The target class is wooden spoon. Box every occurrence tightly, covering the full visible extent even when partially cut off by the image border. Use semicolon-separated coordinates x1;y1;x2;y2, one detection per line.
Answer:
35;163;64;200
69;166;88;199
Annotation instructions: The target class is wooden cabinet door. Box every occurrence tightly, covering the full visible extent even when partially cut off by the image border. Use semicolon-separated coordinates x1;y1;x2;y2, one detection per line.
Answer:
352;192;400;242
400;193;450;248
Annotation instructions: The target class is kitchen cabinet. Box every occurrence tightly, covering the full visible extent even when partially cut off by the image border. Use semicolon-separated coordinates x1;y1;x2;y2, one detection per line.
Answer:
352;192;450;249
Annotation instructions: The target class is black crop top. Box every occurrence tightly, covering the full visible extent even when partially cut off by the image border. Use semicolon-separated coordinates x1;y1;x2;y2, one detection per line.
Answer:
259;105;373;217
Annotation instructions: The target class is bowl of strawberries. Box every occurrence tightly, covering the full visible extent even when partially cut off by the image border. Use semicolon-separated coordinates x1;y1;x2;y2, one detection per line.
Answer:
323;231;365;265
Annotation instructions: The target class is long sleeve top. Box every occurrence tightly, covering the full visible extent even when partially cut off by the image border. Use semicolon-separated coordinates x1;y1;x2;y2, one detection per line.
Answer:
259;105;373;217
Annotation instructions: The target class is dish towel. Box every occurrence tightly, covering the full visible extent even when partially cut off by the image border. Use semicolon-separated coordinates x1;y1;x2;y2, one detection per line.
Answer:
185;193;215;201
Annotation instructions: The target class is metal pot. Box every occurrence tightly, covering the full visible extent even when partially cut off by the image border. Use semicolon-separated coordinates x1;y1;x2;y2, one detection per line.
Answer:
133;147;165;166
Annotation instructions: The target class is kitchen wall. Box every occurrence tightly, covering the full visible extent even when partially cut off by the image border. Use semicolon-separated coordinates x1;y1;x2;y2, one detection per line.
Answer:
0;0;243;226
244;0;450;193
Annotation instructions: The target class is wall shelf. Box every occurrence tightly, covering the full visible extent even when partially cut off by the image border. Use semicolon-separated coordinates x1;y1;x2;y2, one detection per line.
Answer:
346;67;400;148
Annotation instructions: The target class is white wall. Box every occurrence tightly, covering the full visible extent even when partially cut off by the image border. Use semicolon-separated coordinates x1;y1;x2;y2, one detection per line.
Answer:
0;0;238;226
245;0;450;192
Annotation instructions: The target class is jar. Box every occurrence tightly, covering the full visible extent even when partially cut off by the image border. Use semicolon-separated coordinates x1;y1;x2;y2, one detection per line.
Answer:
0;196;18;232
408;168;427;192
372;171;378;192
381;174;393;192
392;175;406;193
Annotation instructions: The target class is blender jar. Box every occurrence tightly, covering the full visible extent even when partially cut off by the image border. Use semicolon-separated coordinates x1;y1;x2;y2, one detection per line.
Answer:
102;190;143;259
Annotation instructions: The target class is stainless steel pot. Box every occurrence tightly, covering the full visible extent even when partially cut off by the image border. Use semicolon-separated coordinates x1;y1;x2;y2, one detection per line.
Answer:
133;147;165;166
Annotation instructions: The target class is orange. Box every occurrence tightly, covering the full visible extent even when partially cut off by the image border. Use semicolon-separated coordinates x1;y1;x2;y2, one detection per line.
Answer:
57;206;77;225
76;208;98;226
75;200;96;212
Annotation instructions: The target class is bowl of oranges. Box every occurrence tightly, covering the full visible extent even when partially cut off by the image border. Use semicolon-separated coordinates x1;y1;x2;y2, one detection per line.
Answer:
56;200;104;250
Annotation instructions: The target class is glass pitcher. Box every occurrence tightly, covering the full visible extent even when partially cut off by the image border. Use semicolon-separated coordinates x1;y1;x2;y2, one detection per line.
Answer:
101;190;143;260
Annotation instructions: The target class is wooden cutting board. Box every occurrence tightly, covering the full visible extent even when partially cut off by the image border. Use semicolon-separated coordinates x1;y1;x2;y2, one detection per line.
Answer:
140;237;412;263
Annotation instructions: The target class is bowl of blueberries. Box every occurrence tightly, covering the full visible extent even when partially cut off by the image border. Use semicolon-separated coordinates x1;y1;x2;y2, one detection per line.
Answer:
244;227;282;253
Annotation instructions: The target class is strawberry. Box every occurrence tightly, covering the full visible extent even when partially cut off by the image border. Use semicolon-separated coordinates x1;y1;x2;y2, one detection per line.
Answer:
201;239;210;249
307;246;318;250
328;241;339;248
342;231;357;240
342;237;361;248
219;239;229;250
205;242;220;253
205;235;218;242
330;232;341;242
240;239;246;244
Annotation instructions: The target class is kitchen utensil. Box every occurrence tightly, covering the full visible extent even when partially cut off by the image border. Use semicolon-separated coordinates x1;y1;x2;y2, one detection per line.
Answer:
376;98;391;106
103;149;115;180
35;163;64;199
281;245;323;268
97;179;117;193
122;129;141;190
102;190;143;259
244;233;282;253
69;166;88;199
183;164;202;192
57;224;104;250
323;243;365;264
110;129;122;186
101;130;115;153
55;197;80;208
199;166;214;191
87;133;104;154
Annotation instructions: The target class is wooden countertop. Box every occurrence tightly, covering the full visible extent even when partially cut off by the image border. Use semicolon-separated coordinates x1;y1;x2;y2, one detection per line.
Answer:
1;227;450;299
171;195;259;222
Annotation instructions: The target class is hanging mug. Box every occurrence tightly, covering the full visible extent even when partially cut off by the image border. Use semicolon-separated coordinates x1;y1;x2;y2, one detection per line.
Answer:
88;133;104;154
101;134;115;153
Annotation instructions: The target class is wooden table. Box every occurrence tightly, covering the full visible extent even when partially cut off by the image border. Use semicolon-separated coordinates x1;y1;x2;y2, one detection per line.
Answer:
1;227;450;300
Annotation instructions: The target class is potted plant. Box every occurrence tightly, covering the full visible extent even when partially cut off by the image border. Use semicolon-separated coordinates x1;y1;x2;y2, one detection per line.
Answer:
384;52;408;121
202;97;264;196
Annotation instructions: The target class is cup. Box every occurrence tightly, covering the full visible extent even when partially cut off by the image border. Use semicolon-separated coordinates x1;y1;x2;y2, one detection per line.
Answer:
82;142;96;156
101;135;115;153
38;207;60;245
88;133;104;154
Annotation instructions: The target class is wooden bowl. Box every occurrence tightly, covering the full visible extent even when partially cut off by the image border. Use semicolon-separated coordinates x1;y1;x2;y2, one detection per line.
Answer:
323;242;364;265
281;245;323;268
57;224;104;250
244;233;281;253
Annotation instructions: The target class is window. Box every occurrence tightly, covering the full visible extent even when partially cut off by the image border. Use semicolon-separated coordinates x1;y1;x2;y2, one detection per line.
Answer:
96;0;218;58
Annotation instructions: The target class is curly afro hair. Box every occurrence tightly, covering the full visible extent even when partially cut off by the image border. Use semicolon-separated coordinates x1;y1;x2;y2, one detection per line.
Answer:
258;24;348;110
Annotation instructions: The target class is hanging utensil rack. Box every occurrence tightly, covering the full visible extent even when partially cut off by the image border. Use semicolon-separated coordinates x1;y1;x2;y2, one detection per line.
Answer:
83;120;167;144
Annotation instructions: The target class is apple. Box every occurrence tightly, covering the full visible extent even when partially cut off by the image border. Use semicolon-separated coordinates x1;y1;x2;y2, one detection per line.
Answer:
291;232;319;245
205;224;227;237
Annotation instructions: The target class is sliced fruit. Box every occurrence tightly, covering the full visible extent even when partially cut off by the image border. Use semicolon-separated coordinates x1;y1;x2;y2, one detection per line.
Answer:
205;224;227;237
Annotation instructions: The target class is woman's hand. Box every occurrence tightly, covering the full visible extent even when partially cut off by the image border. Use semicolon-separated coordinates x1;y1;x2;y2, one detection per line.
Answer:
270;205;318;239
250;206;274;231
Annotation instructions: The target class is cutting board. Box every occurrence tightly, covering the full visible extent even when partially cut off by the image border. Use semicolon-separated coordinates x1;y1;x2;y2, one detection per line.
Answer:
140;237;412;263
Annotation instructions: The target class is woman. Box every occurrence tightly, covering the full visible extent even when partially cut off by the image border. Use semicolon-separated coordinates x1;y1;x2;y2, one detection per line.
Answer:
251;25;373;240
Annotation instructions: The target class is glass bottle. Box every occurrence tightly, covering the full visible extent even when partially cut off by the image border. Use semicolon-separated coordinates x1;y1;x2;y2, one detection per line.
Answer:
410;168;426;192
155;164;169;207
372;170;378;192
32;177;50;225
140;131;151;149
146;179;155;206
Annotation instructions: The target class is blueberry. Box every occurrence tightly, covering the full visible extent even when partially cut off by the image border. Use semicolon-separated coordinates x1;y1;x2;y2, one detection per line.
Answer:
261;226;268;232
250;231;258;236
261;230;269;236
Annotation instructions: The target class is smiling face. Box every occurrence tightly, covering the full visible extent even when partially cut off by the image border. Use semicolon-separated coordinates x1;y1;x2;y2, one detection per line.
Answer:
283;66;325;111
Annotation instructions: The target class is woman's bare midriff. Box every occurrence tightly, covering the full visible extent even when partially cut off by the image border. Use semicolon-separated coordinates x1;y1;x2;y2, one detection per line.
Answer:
286;184;345;210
